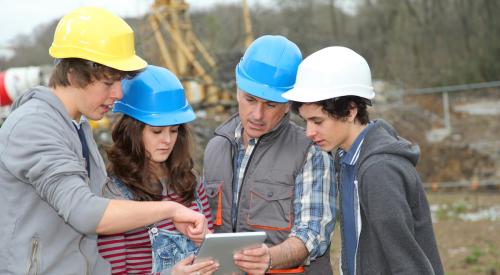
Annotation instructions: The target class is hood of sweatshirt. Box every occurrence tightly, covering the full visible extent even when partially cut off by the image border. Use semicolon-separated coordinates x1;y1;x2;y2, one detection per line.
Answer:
11;85;76;129
358;119;420;168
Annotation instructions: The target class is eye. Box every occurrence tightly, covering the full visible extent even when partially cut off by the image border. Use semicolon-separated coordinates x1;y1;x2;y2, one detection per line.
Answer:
245;96;256;102
150;127;163;134
313;120;323;125
266;103;277;108
170;127;179;133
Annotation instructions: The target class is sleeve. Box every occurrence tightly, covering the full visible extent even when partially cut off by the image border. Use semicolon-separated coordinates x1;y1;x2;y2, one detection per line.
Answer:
0;114;109;235
97;233;128;274
359;158;436;273
289;145;336;262
197;179;214;231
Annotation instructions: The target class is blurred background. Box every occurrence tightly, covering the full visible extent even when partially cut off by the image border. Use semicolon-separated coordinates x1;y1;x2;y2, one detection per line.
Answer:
1;0;498;274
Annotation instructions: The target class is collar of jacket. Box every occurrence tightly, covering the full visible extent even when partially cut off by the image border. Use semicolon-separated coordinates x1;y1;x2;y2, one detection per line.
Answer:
214;112;292;144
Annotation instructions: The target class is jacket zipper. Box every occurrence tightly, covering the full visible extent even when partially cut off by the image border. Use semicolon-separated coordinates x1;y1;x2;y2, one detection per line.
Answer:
215;132;236;231
25;236;39;275
233;138;261;232
335;153;349;274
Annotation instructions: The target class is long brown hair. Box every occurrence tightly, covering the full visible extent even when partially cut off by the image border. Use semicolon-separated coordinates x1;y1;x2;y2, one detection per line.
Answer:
107;115;197;205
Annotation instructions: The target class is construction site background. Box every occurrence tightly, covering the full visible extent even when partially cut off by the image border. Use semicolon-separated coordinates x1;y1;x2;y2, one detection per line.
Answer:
0;1;499;274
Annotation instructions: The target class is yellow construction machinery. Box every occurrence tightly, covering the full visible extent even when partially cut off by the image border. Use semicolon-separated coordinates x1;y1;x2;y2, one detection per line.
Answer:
88;0;254;155
141;0;253;113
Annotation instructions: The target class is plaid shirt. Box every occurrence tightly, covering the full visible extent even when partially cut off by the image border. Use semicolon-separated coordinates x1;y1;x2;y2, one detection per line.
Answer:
233;123;336;262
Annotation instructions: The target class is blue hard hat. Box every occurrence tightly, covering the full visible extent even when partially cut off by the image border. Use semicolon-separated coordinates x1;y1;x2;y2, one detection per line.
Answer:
235;35;302;103
113;65;196;126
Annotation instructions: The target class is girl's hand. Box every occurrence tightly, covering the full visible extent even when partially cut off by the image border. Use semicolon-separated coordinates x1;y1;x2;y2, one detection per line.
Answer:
171;254;219;275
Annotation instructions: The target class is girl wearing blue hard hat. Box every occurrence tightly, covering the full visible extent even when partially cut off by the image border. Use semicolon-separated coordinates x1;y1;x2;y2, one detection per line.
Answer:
98;65;218;275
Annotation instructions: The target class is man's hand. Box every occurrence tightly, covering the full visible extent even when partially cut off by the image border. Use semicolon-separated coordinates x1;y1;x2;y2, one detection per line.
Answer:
171;203;208;245
233;244;271;275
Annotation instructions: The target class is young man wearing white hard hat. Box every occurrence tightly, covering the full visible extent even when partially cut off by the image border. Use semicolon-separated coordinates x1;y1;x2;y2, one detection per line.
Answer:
283;46;444;275
203;35;336;275
0;7;207;274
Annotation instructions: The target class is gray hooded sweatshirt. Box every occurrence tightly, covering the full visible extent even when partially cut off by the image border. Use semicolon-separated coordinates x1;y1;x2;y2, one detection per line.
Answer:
0;86;111;274
352;120;444;274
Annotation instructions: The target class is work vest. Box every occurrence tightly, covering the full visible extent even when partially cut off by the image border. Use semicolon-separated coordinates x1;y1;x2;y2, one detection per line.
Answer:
203;113;332;274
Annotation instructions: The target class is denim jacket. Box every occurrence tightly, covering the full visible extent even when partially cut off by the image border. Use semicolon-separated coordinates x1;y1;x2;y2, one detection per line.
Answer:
112;177;199;273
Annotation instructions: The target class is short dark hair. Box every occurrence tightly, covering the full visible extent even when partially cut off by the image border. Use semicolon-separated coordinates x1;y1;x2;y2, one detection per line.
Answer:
48;58;141;88
290;96;371;124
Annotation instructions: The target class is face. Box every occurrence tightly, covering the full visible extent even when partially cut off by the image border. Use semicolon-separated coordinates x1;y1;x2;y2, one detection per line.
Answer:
142;125;179;165
299;103;355;152
75;78;122;120
237;90;289;140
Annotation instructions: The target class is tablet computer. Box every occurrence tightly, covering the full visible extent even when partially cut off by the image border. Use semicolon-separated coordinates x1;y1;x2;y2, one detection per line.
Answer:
194;231;267;275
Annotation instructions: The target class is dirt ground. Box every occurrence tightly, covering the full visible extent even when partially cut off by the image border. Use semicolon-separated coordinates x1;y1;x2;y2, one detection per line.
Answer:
329;192;500;274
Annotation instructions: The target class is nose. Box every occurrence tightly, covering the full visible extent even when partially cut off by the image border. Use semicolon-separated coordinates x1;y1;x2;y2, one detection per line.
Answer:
305;123;317;139
110;81;123;100
252;103;265;120
161;131;172;145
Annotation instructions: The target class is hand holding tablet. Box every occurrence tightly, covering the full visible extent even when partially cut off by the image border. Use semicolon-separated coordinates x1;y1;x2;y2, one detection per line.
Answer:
194;231;267;275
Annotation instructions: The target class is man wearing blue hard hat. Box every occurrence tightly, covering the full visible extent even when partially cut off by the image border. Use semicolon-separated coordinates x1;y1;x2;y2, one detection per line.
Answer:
203;35;336;274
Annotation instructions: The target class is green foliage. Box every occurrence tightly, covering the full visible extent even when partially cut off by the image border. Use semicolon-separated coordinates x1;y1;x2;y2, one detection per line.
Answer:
465;247;483;265
191;0;500;88
433;202;471;221
453;203;468;214
435;207;449;220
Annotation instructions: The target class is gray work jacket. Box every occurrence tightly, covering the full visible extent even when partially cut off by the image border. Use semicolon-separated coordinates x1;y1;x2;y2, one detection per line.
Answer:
0;87;110;274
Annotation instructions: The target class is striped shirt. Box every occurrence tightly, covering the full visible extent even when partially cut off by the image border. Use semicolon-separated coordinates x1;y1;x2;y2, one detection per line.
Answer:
98;182;214;274
233;123;336;263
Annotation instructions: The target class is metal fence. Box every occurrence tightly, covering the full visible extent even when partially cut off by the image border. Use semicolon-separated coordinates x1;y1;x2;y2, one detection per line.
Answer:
424;178;500;192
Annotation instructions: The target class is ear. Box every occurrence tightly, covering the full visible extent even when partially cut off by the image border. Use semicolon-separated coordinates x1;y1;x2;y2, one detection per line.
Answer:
236;89;242;103
347;102;358;123
67;69;86;88
284;102;290;113
67;71;76;86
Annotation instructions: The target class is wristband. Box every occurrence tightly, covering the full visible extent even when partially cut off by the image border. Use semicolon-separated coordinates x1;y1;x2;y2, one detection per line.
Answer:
265;251;273;272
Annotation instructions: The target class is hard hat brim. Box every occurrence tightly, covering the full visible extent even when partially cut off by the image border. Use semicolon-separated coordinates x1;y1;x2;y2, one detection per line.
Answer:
235;65;289;103
49;45;147;71
283;85;375;103
113;103;196;126
103;55;148;71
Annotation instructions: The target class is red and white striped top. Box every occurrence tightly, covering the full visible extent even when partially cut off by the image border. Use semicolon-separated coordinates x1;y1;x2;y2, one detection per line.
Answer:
98;182;213;274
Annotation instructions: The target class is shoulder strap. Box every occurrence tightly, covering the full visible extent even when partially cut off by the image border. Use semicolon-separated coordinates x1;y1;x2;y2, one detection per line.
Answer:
111;176;135;200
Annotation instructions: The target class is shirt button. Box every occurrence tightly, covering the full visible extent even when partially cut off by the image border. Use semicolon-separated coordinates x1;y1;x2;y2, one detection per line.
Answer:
267;191;273;198
151;227;158;234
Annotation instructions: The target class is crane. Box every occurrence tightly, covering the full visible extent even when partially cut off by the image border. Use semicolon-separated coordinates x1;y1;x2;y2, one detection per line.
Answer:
142;0;253;113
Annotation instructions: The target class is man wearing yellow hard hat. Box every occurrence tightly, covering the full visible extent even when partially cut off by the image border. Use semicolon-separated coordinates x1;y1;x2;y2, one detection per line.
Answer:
0;7;208;274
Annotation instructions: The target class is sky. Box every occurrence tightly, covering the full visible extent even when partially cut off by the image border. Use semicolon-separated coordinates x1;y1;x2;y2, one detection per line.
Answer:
0;0;245;57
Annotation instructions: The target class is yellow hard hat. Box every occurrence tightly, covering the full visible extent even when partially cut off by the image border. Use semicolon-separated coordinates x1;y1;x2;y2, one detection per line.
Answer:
49;6;147;71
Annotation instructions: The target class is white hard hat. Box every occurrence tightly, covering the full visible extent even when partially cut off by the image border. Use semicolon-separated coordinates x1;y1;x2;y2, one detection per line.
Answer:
282;46;375;102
